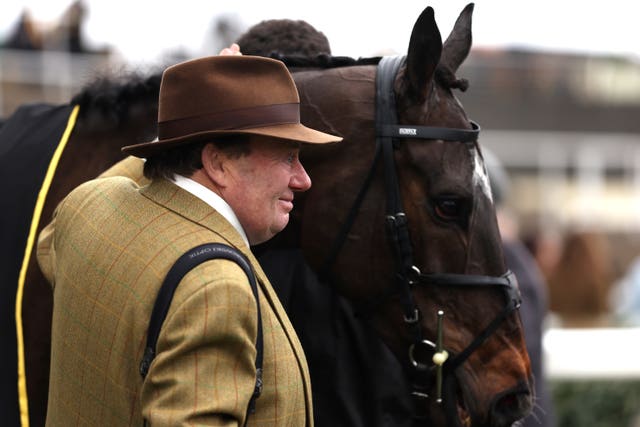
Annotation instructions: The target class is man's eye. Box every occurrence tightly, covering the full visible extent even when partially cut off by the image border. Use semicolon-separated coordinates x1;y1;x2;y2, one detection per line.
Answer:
287;153;296;163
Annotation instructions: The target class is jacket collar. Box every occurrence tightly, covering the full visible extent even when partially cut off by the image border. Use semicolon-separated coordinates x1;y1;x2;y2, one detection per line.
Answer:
140;178;247;249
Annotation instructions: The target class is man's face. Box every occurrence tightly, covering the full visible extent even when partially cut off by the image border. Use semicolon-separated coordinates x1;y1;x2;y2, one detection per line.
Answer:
221;136;311;245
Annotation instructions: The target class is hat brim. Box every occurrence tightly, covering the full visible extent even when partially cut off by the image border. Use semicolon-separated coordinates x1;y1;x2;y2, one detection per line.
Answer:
122;123;342;158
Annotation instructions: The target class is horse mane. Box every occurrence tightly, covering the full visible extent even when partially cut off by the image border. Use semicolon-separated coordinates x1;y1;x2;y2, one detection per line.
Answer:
68;55;379;125
70;71;162;125
274;53;469;91
270;53;381;69
68;53;467;128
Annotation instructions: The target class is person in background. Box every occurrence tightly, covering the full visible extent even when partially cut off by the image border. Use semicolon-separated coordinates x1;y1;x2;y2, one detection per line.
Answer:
484;148;556;427
37;54;341;426
235;19;331;58
609;255;640;326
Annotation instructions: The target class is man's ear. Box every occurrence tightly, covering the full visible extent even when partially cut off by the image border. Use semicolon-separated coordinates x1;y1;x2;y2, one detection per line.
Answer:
200;143;226;187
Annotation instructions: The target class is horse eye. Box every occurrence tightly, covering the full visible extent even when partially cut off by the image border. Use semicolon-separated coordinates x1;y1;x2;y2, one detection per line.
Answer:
433;197;466;222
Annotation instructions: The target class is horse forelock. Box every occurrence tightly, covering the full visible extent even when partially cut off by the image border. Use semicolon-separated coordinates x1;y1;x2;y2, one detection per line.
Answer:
70;71;161;125
435;64;469;92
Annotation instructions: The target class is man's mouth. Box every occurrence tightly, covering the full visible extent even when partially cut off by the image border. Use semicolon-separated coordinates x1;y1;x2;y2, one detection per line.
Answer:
279;198;294;211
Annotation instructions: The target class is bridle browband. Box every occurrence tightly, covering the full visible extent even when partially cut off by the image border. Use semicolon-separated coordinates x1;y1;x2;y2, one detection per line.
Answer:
319;55;522;421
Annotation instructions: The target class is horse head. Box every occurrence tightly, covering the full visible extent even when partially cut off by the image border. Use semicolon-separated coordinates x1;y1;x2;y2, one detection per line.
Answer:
288;4;533;426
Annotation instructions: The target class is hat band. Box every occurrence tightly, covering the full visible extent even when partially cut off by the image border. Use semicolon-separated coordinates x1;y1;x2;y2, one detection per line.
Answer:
158;103;300;140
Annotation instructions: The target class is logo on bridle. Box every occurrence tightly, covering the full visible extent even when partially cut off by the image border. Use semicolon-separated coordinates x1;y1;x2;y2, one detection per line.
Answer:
399;127;417;136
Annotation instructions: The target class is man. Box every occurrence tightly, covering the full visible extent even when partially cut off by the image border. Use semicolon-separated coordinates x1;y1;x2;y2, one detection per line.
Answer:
37;55;341;426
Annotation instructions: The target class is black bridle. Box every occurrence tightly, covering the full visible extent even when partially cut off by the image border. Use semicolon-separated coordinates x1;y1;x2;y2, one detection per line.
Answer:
320;55;522;421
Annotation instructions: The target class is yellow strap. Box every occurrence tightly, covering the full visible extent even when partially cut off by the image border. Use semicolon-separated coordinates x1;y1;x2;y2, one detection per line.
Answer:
15;105;80;427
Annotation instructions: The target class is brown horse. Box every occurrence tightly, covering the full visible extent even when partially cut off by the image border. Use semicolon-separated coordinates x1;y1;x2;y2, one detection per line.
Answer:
5;4;532;427
262;5;532;426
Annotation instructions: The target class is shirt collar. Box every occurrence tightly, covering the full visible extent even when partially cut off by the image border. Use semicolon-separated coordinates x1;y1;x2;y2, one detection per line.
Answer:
171;174;250;247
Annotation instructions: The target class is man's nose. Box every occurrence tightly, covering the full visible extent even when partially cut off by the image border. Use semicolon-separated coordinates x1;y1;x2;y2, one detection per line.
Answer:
291;160;312;191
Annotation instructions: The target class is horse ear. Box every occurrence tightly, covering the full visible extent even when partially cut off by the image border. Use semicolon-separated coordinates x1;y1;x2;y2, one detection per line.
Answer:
441;3;474;73
405;6;442;101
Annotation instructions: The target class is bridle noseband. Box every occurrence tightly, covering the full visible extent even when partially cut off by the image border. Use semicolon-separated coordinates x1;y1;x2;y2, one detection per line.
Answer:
320;55;522;420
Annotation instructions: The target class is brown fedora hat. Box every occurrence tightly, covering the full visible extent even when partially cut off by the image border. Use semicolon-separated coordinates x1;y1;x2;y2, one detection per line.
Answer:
122;55;341;157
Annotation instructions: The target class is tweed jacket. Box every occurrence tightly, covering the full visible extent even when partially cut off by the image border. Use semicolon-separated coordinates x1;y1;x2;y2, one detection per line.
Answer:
37;176;313;426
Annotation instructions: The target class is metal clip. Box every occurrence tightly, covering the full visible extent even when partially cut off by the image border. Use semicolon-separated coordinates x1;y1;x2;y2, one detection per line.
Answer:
408;265;421;285
404;308;420;324
394;212;407;225
411;390;430;399
408;339;436;370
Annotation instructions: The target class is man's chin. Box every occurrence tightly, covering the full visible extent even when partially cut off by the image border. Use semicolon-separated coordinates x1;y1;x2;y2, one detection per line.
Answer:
251;216;290;246
274;215;290;233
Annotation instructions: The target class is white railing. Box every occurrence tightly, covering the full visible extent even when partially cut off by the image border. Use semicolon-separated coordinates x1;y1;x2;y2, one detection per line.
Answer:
544;327;640;380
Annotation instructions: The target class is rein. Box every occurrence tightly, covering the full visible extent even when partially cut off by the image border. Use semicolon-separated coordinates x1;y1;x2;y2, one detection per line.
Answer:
319;55;522;421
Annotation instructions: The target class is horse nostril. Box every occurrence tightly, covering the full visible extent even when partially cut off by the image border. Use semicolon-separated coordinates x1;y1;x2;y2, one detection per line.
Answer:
498;393;518;409
490;389;532;427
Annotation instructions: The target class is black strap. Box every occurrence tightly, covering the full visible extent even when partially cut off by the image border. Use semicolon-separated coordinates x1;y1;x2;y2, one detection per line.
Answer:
378;121;480;142
376;55;423;333
140;243;263;423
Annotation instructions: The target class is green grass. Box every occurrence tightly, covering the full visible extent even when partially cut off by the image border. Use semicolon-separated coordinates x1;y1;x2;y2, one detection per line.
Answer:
551;380;640;427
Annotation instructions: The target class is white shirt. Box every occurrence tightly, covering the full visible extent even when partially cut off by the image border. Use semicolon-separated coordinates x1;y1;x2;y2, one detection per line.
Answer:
171;174;250;247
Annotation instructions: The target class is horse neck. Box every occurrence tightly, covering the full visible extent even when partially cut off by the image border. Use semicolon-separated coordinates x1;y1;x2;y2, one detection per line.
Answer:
40;101;157;225
268;66;391;288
